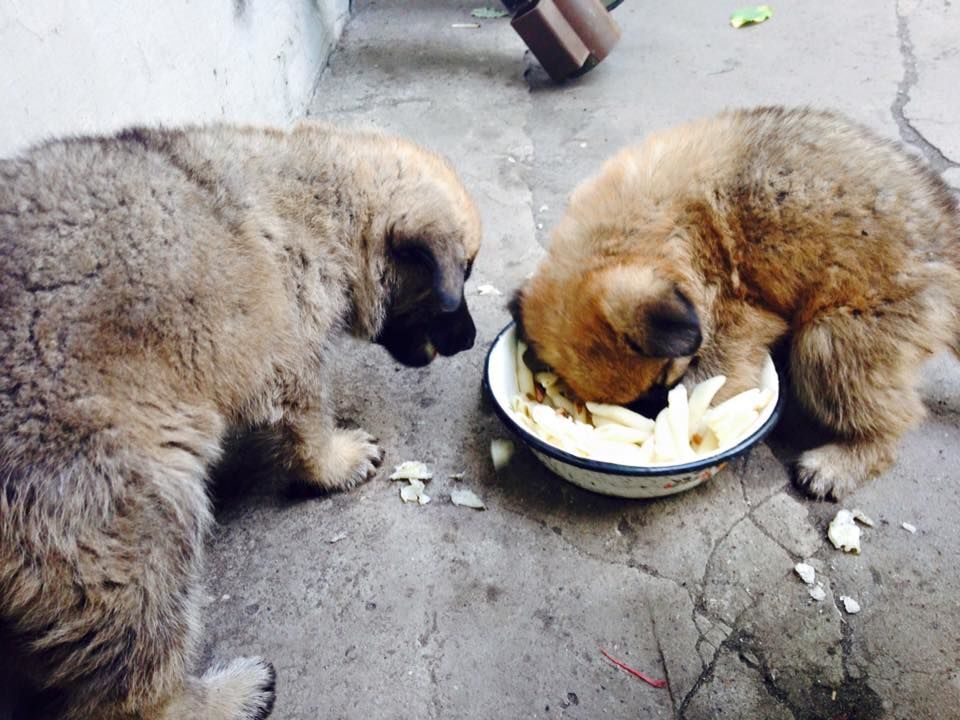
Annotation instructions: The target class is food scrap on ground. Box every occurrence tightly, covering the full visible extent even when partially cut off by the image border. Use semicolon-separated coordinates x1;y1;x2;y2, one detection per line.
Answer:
840;595;862;614
470;6;509;19
809;583;827;602
490;438;515;470
794;562;826;601
399;478;431;505
794;562;816;586
389;461;433;481
729;5;773;28
476;284;502;296
599;648;667;689
390;462;433;505
328;532;348;544
450;488;485;510
828;509;862;554
449;471;466;481
851;508;876;527
901;522;918;534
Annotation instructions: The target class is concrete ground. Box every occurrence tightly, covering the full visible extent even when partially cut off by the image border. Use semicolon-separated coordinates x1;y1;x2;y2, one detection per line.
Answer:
204;2;960;718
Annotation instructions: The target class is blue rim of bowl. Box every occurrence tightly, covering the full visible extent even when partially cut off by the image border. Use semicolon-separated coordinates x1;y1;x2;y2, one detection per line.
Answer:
483;321;785;477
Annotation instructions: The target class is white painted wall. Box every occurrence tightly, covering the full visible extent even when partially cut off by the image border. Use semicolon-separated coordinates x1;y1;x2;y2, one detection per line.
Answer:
0;0;350;157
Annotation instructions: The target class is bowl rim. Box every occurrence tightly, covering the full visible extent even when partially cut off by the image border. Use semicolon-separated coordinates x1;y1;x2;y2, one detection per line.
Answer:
483;321;785;477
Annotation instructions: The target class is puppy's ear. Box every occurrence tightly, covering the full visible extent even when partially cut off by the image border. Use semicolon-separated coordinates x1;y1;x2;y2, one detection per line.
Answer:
599;267;702;358
632;287;702;357
391;233;465;312
507;288;526;339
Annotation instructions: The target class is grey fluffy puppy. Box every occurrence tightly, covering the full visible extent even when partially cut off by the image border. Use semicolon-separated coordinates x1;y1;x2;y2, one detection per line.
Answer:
0;124;481;719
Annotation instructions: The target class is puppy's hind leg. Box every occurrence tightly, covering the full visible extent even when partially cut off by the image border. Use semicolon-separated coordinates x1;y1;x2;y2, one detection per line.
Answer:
789;301;937;499
160;658;276;720
6;422;275;720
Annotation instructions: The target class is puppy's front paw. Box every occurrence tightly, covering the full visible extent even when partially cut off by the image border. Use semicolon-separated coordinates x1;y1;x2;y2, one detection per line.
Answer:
330;427;384;490
795;438;894;501
795;444;861;500
300;427;384;492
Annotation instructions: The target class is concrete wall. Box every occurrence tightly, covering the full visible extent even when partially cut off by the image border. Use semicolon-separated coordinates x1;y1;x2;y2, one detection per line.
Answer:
0;0;350;157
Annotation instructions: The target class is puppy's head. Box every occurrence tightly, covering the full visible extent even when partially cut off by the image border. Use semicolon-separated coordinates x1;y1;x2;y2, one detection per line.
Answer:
514;260;701;405
374;148;482;367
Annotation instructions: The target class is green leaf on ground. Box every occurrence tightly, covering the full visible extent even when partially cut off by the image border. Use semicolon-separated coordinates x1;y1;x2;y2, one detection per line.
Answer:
471;7;509;19
730;5;773;28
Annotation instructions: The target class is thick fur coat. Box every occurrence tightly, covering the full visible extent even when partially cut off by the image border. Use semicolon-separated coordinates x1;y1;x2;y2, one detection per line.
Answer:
0;124;481;719
517;107;960;499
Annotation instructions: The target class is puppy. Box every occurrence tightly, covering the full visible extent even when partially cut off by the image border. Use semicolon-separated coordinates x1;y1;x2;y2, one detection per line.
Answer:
0;123;480;719
514;106;960;499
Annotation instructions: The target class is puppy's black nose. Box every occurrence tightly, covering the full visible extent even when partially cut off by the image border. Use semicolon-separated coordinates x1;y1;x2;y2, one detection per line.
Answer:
431;299;476;356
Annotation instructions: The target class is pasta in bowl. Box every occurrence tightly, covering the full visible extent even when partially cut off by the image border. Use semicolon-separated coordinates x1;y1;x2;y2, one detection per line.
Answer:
484;321;784;498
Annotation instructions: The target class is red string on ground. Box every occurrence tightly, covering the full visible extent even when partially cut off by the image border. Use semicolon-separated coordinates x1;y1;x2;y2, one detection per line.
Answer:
599;648;668;689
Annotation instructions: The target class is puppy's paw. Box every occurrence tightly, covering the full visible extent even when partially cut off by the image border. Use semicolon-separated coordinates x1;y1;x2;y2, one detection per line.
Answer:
307;427;384;492
202;656;276;720
330;427;385;490
795;444;861;500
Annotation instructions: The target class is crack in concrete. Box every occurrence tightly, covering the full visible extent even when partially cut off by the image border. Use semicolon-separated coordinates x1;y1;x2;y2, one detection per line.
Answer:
744;493;811;563
695;510;753;607
677;568;772;720
892;3;960;171
680;576;883;719
647;609;678;714
504;506;694;600
677;486;835;716
734;632;801;720
676;597;766;716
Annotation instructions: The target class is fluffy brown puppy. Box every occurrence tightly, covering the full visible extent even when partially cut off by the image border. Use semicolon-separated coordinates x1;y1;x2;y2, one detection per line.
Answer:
515;106;960;500
0;123;480;719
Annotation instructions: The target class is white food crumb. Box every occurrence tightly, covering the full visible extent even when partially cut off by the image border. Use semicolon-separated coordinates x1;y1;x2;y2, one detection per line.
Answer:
578;142;588;148
808;583;826;602
220;594;231;602
794;562;816;586
450;488;485;510
389;461;433;481
538;204;549;213
477;284;502;296
901;522;917;534
839;595;861;614
328;532;348;544
490;439;515;470
399;478;431;505
449;472;465;481
851;508;876;527
828;510;862;554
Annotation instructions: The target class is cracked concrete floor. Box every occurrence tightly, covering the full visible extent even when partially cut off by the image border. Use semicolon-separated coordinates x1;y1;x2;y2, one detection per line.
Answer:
204;1;960;718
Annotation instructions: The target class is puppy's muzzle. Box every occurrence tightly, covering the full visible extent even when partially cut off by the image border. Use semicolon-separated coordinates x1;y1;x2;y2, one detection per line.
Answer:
429;297;476;356
376;297;477;367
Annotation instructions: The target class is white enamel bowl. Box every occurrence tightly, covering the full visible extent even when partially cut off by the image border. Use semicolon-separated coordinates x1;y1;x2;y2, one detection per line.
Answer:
484;322;784;499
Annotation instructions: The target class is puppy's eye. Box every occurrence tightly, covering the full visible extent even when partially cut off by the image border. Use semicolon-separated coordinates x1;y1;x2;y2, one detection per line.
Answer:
623;335;646;356
396;245;435;271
